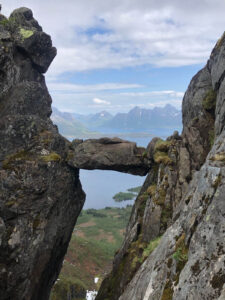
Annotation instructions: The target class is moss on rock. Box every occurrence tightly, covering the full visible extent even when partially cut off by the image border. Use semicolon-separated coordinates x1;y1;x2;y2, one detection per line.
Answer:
41;152;61;162
202;89;217;112
19;27;34;40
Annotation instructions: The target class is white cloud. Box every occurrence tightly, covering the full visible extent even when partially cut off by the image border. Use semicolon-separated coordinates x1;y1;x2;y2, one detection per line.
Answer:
120;91;184;98
2;0;225;75
93;98;111;105
51;88;184;114
48;82;143;93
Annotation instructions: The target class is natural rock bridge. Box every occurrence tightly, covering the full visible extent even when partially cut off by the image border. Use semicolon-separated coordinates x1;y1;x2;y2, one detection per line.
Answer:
68;137;151;176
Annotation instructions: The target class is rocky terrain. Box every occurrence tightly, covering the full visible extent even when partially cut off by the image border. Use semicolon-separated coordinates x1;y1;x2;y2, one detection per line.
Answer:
96;36;225;300
0;6;225;300
0;8;86;300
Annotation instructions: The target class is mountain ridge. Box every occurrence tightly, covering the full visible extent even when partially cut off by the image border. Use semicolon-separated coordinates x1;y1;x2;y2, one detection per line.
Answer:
52;104;182;137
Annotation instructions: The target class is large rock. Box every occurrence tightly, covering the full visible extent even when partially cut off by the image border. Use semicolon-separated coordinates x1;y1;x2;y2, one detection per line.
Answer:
68;137;150;176
0;8;85;300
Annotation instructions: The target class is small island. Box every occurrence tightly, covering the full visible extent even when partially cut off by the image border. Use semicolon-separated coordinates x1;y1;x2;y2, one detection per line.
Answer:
113;186;142;202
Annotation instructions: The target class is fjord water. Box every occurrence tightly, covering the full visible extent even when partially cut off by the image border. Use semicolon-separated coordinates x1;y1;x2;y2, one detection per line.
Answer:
81;128;182;209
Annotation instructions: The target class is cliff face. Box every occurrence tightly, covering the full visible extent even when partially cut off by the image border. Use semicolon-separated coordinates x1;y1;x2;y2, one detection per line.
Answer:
0;8;85;300
96;37;225;299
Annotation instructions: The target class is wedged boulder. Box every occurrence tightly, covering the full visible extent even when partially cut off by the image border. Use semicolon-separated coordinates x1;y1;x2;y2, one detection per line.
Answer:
68;137;150;176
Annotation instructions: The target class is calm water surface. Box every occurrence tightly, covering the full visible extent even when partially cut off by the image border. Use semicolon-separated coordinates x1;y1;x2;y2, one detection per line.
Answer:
80;128;182;209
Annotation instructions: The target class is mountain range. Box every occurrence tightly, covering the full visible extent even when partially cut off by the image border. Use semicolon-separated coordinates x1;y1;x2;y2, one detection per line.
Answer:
51;104;182;138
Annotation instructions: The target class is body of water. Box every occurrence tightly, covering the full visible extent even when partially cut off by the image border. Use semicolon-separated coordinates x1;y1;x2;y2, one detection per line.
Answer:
79;127;182;209
81;170;144;209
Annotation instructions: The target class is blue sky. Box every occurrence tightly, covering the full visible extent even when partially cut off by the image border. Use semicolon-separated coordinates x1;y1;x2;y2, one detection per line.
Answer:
2;0;225;114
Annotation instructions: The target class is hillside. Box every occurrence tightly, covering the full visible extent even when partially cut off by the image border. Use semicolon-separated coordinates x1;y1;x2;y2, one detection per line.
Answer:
50;206;132;300
51;107;97;139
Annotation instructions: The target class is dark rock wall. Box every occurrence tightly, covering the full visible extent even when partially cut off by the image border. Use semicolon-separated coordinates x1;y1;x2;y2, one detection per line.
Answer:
0;8;85;300
97;34;225;300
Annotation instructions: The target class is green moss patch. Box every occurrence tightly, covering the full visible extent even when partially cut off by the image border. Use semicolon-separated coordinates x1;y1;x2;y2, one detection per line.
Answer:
202;89;217;112
147;184;157;197
19;27;34;40
161;280;174;300
142;236;162;260
41;152;61;162
2;150;33;170
154;151;172;165
172;233;188;285
154;140;172;153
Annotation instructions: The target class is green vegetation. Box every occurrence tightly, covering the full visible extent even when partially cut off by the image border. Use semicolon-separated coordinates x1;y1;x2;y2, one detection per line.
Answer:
173;234;188;264
113;186;141;202
153;139;173;165
209;128;215;148
147;184;157;196
173;233;188;285
154;139;172;152
19;27;34;40
202;89;217;111
142;236;162;260
51;206;132;299
161;280;174;300
127;186;142;193
0;19;9;26
2;150;32;170
0;17;16;28
113;192;136;202
41;152;61;162
154;151;172;165
51;277;86;300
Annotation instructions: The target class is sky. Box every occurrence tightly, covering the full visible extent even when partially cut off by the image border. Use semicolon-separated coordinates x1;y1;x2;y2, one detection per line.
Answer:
2;0;225;114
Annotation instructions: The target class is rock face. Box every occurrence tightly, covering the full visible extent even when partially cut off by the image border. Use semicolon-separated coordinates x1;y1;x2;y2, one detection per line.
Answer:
69;137;150;176
0;8;85;300
96;35;225;300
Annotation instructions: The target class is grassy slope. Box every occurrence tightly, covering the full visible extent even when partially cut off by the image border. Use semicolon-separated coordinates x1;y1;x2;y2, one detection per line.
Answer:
51;206;132;299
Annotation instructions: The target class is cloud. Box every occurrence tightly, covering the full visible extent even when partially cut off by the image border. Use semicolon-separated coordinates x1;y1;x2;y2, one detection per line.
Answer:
93;98;111;105
48;82;143;93
120;91;184;98
51;87;184;114
2;0;225;76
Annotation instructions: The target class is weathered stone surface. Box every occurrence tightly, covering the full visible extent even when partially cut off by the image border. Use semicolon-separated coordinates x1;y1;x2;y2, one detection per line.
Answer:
119;134;225;300
69;137;150;176
97;32;225;300
0;8;85;300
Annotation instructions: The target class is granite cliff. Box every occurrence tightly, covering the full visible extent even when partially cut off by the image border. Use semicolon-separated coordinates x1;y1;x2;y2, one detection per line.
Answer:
0;7;225;300
96;36;225;299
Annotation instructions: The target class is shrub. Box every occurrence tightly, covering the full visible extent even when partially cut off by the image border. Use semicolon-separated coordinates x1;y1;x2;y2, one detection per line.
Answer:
202;89;216;111
154;151;172;165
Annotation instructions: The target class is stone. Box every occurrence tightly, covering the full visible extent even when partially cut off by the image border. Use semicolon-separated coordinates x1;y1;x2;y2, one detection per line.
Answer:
0;8;84;300
69;137;150;176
